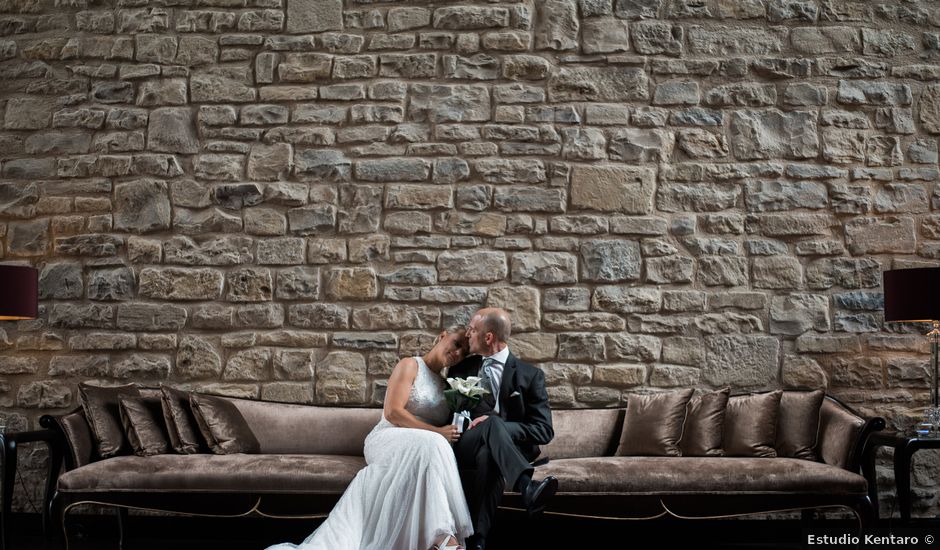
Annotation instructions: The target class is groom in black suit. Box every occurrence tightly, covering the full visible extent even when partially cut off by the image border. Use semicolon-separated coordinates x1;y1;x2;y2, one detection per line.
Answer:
448;307;557;550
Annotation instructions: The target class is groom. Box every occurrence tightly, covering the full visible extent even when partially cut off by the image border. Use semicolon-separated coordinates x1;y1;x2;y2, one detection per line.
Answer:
449;307;557;550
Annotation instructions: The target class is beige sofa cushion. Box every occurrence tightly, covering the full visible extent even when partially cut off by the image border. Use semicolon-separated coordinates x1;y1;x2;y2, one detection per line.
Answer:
58;454;366;494
777;390;824;461
723;391;782;457
539;409;622;459
533;456;867;495
617;389;693;456
229;399;383;456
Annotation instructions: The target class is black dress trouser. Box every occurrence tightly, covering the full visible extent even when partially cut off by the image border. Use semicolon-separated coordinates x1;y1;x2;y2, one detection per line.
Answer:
453;415;534;539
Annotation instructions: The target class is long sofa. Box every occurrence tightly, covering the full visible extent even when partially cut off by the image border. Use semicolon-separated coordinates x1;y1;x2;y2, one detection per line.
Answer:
38;389;884;547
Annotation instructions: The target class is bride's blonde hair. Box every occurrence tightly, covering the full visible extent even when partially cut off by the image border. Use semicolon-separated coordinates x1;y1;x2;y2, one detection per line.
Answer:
432;326;467;347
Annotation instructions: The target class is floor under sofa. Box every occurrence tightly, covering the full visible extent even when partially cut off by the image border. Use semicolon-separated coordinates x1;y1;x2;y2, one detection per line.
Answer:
8;511;937;550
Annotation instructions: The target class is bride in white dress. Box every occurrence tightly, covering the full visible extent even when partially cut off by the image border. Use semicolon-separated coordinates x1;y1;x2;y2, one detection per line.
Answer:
265;328;474;550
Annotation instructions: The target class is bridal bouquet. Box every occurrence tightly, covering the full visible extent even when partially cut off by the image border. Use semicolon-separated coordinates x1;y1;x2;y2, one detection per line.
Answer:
444;376;490;433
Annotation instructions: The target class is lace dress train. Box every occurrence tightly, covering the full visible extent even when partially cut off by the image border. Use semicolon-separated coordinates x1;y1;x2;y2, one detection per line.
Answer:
264;356;473;550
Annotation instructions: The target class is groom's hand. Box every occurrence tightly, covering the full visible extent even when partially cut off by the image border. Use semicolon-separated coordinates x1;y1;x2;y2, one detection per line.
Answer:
467;415;489;430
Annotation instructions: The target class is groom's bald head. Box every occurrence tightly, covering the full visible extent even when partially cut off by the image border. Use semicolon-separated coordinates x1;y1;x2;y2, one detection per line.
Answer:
474;307;511;343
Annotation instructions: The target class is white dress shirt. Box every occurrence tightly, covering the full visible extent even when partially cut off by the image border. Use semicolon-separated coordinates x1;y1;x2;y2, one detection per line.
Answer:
482;346;510;414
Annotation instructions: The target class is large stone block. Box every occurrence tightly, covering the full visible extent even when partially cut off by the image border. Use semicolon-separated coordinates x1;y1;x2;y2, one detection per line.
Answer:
39;262;83;299
511;252;577;284
688;26;784;55
570;165;655;214
409;84;490;123
112;354;171;379
88;267;136;301
433;6;510;29
535;0;578;51
593;286;660;313
844;217;916;255
729;110;819;160
548;66;649;102
288;303;349;329
147;107;198;154
752;256;802;289
920;84;940;134
352;304;440;330
770;294;830;336
164;235;253;266
438;250;508;283
177;335;223;379
324;267;378;300
138;267;224;300
631;20;682;55
117;303;187;330
113;179;171;233
223;348;271;381
248;143;293;181
316;351;367;404
704;335;779;387
486;286;540;331
580;239;641;282
645;256;694;284
227;267;273;302
286;0;342;33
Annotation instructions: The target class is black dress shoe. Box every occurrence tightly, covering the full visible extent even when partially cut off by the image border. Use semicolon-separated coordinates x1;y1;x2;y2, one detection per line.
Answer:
465;534;485;550
522;475;558;516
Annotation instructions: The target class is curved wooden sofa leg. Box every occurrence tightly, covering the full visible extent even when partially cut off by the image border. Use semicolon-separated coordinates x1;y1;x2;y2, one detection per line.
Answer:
50;491;70;550
801;509;816;526
851;495;876;533
117;507;129;550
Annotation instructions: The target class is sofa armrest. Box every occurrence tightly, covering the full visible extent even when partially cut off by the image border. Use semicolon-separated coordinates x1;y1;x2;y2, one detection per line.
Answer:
816;396;885;472
40;409;96;471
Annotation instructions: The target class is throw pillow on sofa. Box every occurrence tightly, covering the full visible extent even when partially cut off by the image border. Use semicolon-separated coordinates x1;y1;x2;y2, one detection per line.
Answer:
190;393;261;454
161;386;207;454
722;390;783;458
616;389;694;456
119;395;172;456
79;382;141;458
776;390;825;461
679;387;730;457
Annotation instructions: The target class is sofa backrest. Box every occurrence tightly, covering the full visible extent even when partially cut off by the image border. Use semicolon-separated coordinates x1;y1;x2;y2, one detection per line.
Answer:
540;408;624;459
228;398;383;456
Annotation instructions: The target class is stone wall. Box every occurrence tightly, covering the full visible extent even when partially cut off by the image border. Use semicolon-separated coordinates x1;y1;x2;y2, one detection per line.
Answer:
0;0;938;517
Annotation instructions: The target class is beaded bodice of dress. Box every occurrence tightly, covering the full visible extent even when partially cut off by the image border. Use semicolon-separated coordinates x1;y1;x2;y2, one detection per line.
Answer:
376;356;450;428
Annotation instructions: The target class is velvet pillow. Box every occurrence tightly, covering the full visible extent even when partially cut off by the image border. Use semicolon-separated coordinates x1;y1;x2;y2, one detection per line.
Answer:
119;395;171;456
79;383;141;458
190;393;260;454
679;387;730;457
616;389;693;456
776;390;825;461
161;386;206;454
722;390;783;458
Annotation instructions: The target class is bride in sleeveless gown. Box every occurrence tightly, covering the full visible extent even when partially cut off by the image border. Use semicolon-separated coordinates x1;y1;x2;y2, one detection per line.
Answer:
265;329;474;550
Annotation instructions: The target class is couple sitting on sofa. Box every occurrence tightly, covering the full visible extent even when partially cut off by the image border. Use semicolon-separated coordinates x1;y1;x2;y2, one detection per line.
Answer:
266;307;558;550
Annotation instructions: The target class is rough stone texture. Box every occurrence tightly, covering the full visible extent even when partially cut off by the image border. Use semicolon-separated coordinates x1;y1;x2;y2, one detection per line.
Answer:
2;0;939;518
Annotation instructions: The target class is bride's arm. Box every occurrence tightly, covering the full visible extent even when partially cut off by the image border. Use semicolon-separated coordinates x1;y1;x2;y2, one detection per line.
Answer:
384;358;456;441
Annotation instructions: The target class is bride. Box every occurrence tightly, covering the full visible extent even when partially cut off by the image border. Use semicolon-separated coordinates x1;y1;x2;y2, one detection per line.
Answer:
265;328;474;550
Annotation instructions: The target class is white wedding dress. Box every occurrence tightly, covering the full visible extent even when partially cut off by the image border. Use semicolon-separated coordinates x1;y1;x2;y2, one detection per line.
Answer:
265;356;474;550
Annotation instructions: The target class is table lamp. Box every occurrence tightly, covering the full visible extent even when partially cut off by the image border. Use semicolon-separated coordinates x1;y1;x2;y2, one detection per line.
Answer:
883;267;940;429
0;264;38;320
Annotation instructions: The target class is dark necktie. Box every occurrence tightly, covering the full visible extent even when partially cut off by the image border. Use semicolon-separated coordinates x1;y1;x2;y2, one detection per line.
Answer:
480;358;497;407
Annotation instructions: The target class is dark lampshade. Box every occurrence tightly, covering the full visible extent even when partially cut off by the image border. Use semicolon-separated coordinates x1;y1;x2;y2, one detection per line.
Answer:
884;267;940;323
0;265;38;320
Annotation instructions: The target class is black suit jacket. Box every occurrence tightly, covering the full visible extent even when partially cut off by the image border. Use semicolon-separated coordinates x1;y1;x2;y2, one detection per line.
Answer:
448;352;554;462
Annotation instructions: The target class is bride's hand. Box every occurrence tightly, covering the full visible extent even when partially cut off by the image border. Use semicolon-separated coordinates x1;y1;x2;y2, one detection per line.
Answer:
437;425;460;443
